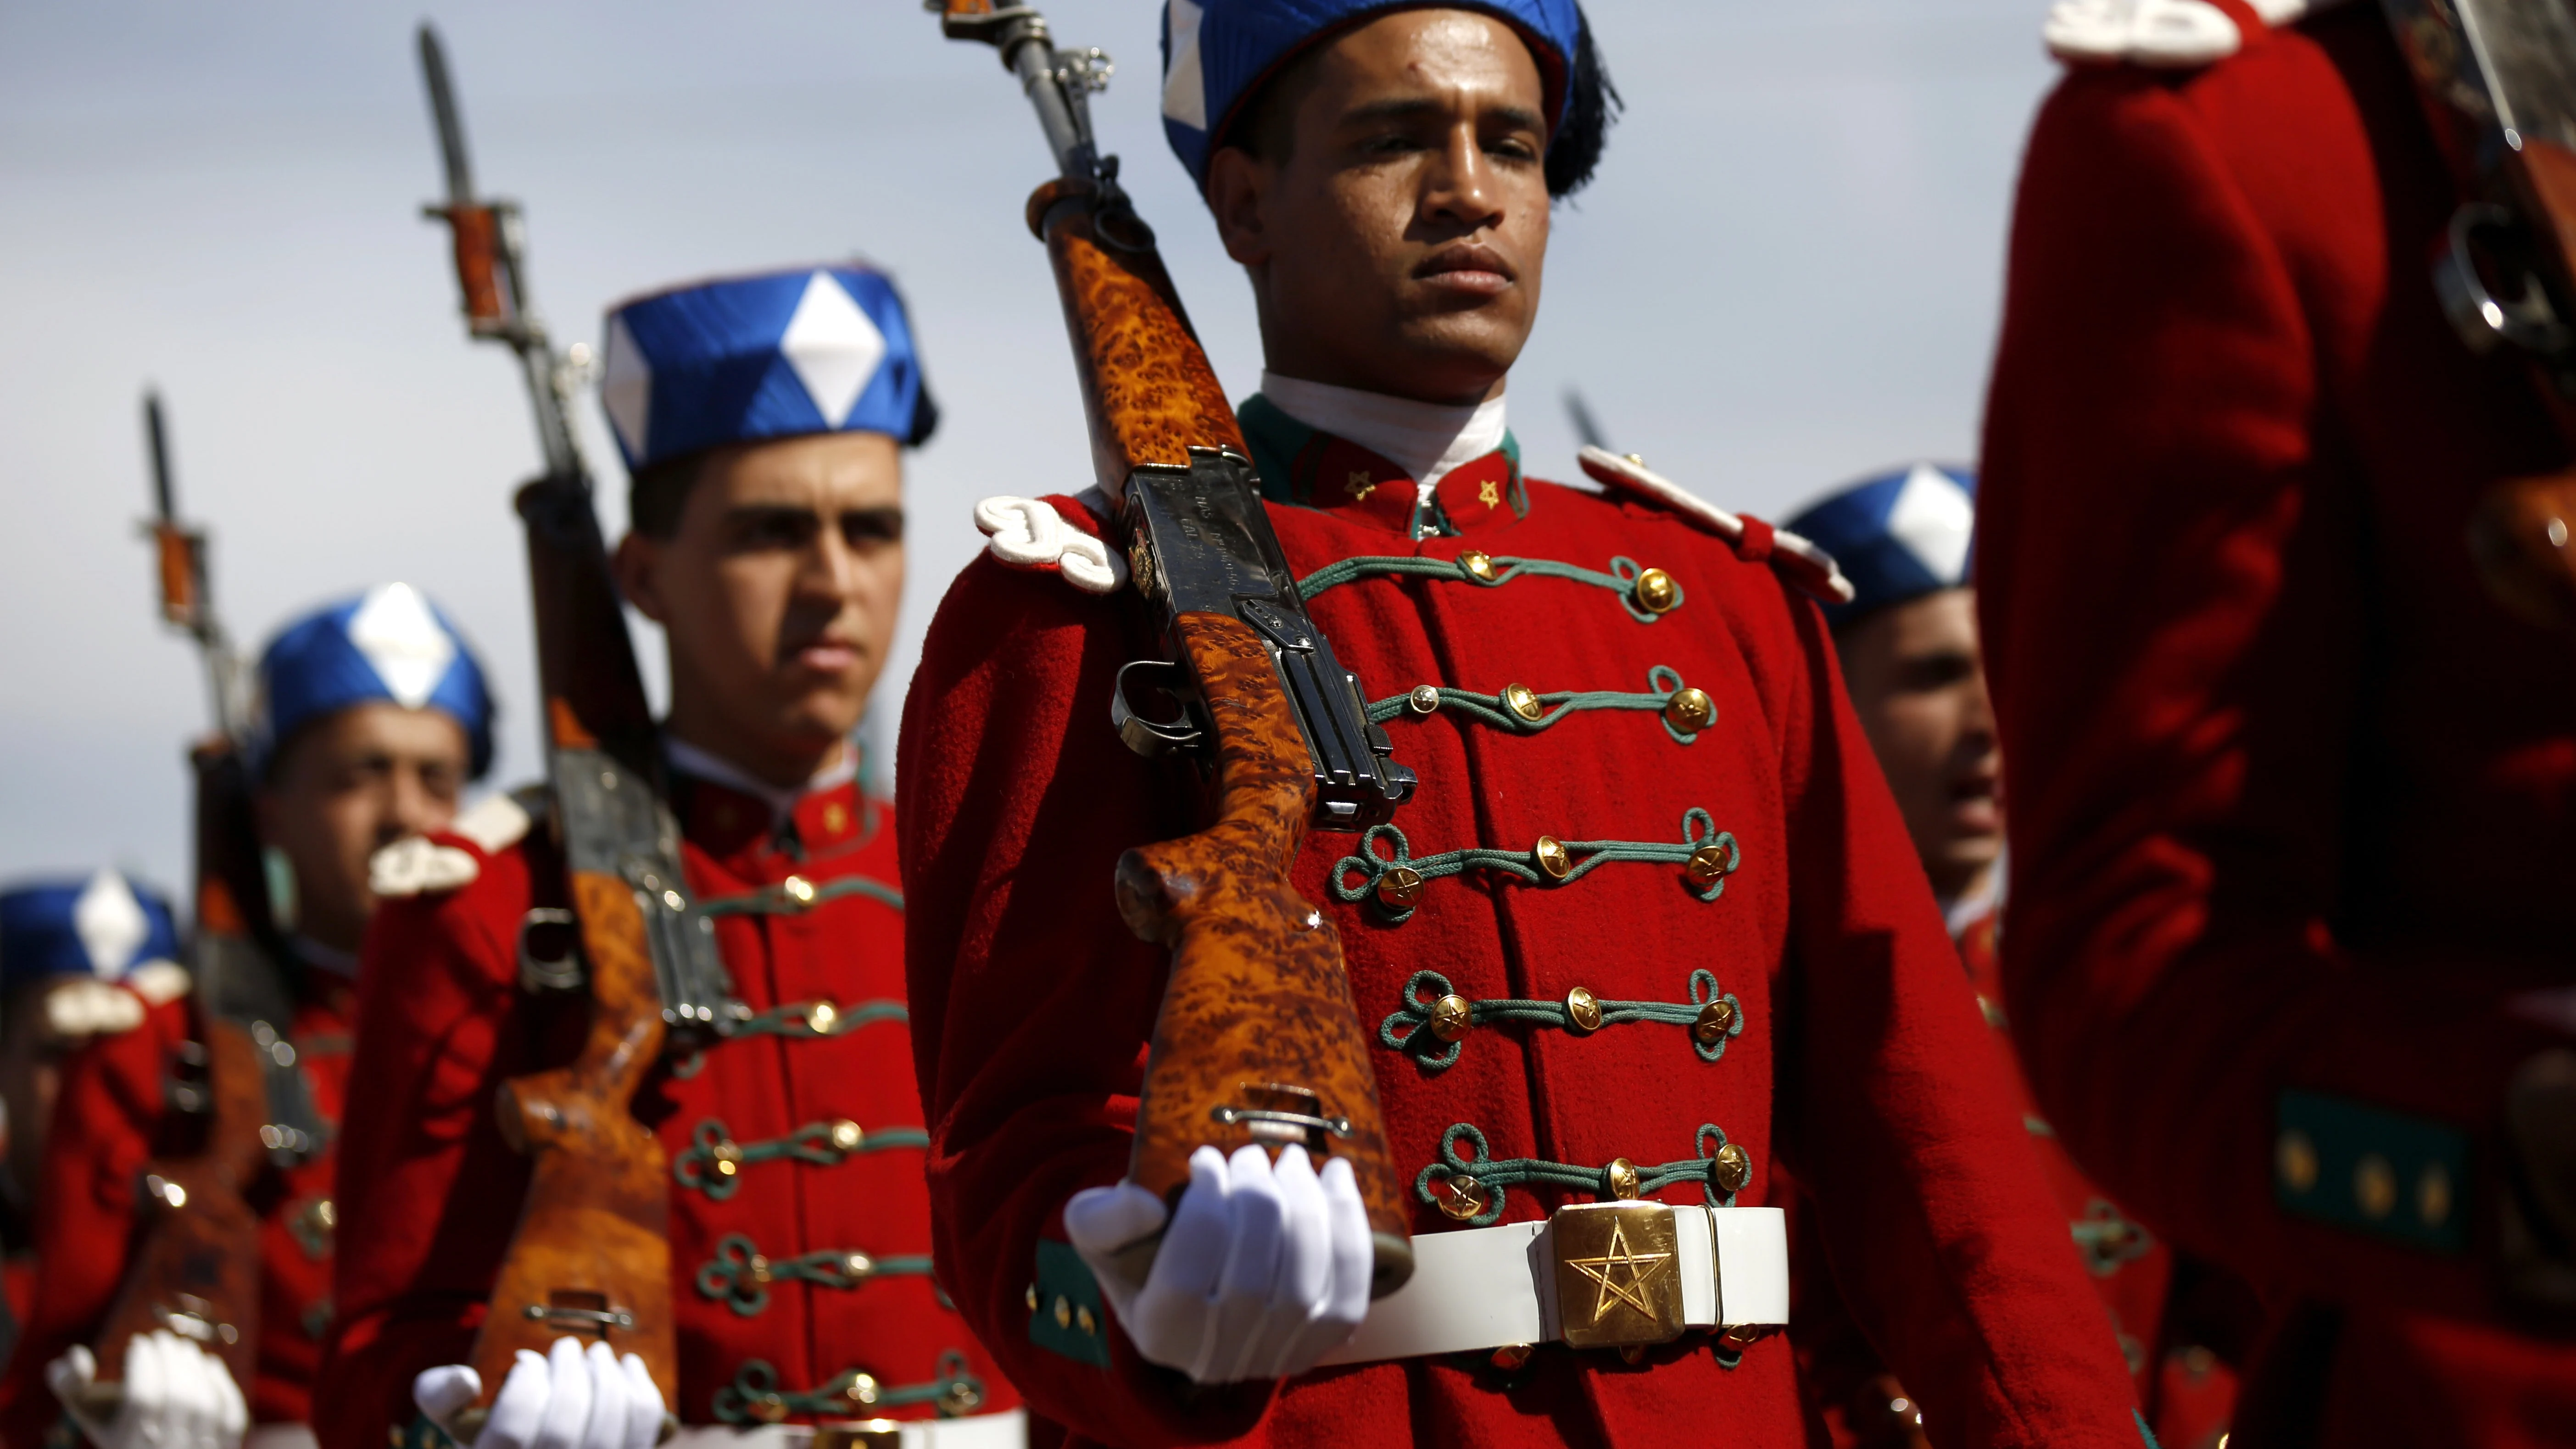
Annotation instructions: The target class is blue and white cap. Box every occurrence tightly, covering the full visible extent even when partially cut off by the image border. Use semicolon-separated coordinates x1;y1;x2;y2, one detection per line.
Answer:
252;584;496;778
1783;463;1978;625
1160;0;1584;189
0;870;181;989
598;264;936;472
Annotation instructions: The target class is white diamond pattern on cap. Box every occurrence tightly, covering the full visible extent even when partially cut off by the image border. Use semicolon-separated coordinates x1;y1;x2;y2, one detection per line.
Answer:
1163;0;1208;128
1885;463;1975;587
72;869;149;980
347;582;458;708
779;272;888;429
601;312;653;462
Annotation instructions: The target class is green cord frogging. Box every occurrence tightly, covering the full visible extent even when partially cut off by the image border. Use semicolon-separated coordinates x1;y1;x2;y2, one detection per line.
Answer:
1414;1121;1745;1226
1333;810;1739;922
696;1232;936;1316
1298;552;1681;624
673;1117;931;1201
710;1352;984;1425
1381;968;1746;1069
1372;665;1703;746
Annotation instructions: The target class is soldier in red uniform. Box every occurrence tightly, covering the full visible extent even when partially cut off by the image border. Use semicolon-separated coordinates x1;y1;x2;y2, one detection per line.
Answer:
1785;467;2247;1449
897;3;2151;1445
318;264;1023;1449
1979;1;2576;1444
0;585;494;1449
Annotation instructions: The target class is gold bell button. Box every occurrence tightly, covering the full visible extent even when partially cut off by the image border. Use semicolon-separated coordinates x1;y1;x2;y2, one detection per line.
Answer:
711;1139;745;1176
1664;687;1715;733
1429;993;1475;1043
1438;1173;1489;1220
1693;998;1736;1045
746;1254;773;1285
1605;1157;1642;1200
782;875;817;907
1711;1142;1752;1194
807;1000;838;1033
1025;1283;1039;1312
2276;1129;2320;1193
1502;683;1544;723
1377;864;1426;909
1533;836;1574;881
1053;1295;1073;1329
843;1373;881;1407
828;1119;866;1153
1459;550;1498;582
1564;986;1604;1033
2354;1154;2398;1220
1407;685;1442;715
750;1396;788;1425
1076;1305;1096;1335
1633;567;1680;614
843;1251;875;1278
1686;844;1732;885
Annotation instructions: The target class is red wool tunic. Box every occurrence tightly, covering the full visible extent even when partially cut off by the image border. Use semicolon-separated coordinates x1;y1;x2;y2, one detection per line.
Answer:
317;773;1016;1449
897;407;2149;1449
0;972;351;1444
1980;3;2576;1445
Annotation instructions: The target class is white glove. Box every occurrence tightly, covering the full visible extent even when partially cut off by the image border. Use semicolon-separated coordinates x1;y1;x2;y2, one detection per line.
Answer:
412;1338;662;1449
47;1331;249;1449
1063;1143;1372;1384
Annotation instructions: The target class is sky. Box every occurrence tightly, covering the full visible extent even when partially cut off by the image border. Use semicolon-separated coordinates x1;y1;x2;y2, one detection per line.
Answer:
0;0;2069;898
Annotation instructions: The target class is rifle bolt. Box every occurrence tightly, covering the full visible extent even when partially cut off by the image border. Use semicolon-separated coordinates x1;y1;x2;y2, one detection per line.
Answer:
1665;687;1716;733
1429;994;1473;1043
1694;998;1737;1044
829;1119;865;1153
1503;683;1544;723
1565;986;1603;1033
1533;836;1573;881
1377;865;1425;909
1407;685;1442;715
1458;550;1497;582
1633;568;1680;614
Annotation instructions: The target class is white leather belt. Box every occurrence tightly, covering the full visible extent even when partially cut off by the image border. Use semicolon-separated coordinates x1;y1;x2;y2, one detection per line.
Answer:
1320;1202;1789;1365
667;1409;1025;1449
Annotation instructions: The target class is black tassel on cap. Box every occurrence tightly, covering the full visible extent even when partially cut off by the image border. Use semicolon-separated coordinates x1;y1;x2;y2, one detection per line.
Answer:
1545;6;1620;199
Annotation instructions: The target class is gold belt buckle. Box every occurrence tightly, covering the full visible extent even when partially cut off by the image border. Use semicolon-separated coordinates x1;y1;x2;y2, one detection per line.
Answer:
812;1421;904;1449
1549;1200;1686;1349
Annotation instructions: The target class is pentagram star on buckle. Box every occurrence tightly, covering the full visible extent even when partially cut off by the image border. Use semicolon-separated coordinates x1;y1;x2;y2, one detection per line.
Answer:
1550;1201;1686;1348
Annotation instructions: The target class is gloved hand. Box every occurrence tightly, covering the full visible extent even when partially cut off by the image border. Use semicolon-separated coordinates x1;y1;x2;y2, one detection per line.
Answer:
412;1338;663;1449
1063;1143;1372;1384
47;1330;249;1449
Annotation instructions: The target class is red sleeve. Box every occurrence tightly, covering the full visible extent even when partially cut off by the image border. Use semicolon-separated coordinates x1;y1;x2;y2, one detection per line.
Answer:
1763;593;2147;1444
315;846;548;1449
0;1000;185;1447
898;558;1271;1447
1977;63;2566;1321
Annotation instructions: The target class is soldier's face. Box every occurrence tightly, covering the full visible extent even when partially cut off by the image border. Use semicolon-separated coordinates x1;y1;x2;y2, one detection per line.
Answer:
618;431;904;787
1206;8;1551;407
257;702;471;952
1835;588;2004;902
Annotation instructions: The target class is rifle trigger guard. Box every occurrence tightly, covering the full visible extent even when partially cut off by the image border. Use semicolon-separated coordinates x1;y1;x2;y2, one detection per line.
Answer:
2436;201;2572;358
517;908;585;992
1112;659;1204;758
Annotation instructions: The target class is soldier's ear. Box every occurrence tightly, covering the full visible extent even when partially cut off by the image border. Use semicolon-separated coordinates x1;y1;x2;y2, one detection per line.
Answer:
1206;146;1275;270
612;531;672;627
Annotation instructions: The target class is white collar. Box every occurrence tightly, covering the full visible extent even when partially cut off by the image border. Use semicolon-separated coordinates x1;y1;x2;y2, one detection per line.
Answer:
664;736;859;828
1940;851;2007;938
1259;371;1509;498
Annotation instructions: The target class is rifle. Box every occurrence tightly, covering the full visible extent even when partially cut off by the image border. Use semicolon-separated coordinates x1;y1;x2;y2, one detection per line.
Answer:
416;23;721;1432
935;0;1417;1298
2385;0;2576;625
68;395;274;1420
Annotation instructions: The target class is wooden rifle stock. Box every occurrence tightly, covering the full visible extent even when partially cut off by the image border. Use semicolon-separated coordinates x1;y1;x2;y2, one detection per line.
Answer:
1011;159;1414;1291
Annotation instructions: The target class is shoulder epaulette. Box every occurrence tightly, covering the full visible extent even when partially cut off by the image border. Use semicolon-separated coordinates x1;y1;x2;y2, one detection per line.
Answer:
370;783;545;899
2044;0;2338;70
974;492;1129;595
42;962;188;1042
1575;448;1855;606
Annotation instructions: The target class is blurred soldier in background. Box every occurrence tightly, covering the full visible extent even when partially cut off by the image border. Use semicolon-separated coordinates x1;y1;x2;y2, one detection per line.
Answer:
0;586;491;1449
0;871;189;1332
1981;0;2576;1443
1785;464;2244;1449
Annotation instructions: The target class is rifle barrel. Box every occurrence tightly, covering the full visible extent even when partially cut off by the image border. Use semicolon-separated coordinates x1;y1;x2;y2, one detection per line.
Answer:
418;24;476;206
1564;389;1608;453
